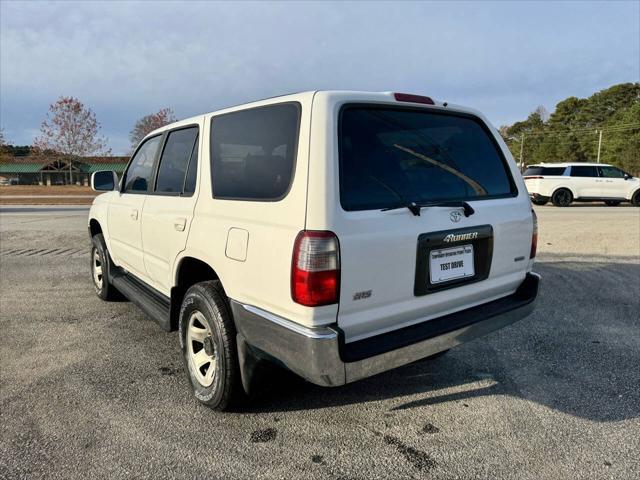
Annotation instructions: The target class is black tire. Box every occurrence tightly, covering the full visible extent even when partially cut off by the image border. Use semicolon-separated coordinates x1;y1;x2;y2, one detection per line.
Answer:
179;281;245;411
632;190;640;206
415;349;450;364
91;233;120;301
429;349;450;359
551;188;573;207
531;199;549;206
604;200;621;206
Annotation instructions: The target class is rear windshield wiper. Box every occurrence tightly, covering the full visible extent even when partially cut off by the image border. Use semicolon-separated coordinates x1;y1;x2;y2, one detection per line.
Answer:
367;172;475;217
382;200;475;217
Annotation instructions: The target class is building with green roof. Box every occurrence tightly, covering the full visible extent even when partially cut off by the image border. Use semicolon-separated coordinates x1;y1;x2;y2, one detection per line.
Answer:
0;158;127;185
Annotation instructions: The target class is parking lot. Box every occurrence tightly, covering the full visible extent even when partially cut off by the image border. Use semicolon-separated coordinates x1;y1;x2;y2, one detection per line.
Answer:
1;205;639;479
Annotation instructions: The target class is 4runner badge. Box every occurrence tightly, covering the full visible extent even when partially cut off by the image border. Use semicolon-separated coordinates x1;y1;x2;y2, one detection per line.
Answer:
443;232;478;243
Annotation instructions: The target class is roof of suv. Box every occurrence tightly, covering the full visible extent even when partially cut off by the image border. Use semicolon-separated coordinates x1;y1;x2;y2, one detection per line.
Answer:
527;162;612;168
145;90;486;138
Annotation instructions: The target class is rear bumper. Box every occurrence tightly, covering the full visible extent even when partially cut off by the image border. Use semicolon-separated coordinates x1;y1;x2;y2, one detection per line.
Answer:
530;192;550;201
231;272;540;387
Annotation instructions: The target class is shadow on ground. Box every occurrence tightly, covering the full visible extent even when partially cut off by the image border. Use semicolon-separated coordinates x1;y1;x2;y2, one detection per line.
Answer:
241;260;640;422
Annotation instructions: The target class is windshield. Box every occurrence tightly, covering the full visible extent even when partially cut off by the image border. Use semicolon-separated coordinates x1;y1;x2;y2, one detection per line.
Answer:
339;106;517;211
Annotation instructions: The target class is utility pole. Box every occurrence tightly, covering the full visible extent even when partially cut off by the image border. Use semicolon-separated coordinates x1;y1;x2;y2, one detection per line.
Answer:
596;129;603;163
519;133;525;170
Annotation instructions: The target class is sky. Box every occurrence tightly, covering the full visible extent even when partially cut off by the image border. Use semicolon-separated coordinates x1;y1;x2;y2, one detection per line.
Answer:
1;0;638;155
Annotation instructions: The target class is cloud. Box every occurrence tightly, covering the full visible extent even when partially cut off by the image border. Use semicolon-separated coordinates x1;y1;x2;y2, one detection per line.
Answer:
1;1;638;153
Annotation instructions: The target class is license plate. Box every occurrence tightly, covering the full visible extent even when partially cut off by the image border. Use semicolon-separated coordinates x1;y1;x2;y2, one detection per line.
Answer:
429;244;475;284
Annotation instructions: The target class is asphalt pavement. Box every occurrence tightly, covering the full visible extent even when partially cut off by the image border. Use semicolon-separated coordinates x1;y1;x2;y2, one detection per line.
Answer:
0;205;638;479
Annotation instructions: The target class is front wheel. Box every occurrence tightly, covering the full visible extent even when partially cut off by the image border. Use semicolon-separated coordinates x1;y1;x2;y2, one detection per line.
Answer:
632;190;640;206
552;188;573;207
604;200;621;206
91;233;120;300
179;281;245;411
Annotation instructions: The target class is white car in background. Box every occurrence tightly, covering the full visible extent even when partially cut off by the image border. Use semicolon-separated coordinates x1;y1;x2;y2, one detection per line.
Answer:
523;163;640;207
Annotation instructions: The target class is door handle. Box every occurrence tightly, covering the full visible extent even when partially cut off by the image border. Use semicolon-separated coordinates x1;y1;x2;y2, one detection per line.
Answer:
130;209;138;220
174;217;186;232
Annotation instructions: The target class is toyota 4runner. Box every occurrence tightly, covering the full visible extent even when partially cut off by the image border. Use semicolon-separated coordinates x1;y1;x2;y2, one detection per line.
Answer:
88;91;540;410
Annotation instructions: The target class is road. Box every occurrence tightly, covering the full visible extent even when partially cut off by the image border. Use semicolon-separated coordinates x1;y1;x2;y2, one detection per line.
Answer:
0;205;639;479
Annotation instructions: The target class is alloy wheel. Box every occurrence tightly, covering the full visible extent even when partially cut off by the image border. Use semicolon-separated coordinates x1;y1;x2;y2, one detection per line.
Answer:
186;311;218;387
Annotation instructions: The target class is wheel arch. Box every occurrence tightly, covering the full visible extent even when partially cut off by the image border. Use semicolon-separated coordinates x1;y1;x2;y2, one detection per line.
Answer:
551;185;576;199
89;218;103;237
170;256;224;330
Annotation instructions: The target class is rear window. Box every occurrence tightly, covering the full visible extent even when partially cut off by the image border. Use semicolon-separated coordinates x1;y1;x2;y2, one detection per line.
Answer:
210;103;300;200
339;106;517;211
524;166;566;176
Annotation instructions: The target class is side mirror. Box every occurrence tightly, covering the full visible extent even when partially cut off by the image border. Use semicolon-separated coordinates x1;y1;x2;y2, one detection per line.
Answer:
91;171;119;192
624;174;631;180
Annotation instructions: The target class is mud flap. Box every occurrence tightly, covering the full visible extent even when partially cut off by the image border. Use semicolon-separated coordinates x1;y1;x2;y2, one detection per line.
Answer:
236;333;260;395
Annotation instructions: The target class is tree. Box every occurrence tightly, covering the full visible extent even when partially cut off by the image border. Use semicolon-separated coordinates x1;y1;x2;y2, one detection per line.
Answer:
33;96;111;182
129;108;176;150
500;83;639;173
34;96;110;157
0;129;8;162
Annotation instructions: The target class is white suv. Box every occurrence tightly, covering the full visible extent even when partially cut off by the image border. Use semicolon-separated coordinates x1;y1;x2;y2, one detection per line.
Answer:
88;91;540;410
524;162;640;207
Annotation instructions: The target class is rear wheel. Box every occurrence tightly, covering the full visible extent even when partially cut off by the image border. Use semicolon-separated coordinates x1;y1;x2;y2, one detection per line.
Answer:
179;280;244;411
632;190;640;206
91;233;120;300
604;200;621;206
552;188;572;207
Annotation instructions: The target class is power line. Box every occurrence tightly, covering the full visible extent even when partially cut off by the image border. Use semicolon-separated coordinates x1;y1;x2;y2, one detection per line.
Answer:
506;123;640;138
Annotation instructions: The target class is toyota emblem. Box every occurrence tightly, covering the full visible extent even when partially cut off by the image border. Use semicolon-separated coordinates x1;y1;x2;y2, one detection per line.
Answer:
450;211;462;223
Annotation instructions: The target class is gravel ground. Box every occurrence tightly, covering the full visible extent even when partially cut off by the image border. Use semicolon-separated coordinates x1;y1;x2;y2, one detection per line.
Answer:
0;205;639;479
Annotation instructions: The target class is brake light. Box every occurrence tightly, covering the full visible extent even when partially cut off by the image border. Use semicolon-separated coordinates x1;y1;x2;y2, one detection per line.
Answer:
291;231;340;306
530;210;538;259
394;93;435;105
524;176;544;180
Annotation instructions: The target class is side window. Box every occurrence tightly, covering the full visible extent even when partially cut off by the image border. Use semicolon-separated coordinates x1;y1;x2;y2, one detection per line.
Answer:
155;127;199;194
124;136;162;192
570;166;598;178
210;103;300;200
540;167;566;176
599;166;625;178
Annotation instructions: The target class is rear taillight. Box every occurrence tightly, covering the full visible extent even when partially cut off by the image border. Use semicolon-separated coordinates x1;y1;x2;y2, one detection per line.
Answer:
530;210;538;259
291;231;340;306
394;92;435;105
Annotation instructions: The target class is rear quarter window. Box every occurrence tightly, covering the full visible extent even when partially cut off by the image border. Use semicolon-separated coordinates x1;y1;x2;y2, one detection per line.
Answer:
210;103;301;201
524;166;567;176
339;106;517;211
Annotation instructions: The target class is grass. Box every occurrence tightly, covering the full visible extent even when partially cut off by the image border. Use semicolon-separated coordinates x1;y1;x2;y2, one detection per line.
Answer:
0;185;97;204
0;185;95;196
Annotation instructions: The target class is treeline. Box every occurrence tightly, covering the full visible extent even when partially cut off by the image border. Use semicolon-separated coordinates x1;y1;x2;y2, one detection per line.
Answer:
500;83;640;174
0;97;176;162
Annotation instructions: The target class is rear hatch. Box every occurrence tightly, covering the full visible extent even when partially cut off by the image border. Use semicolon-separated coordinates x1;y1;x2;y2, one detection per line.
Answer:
523;165;567;194
335;104;533;342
